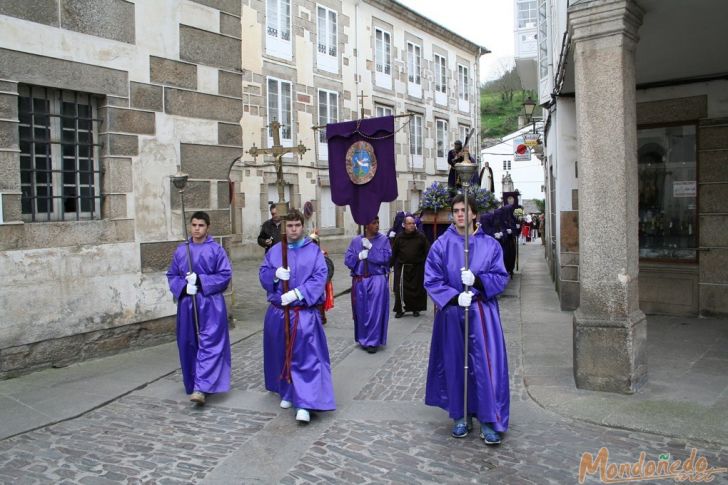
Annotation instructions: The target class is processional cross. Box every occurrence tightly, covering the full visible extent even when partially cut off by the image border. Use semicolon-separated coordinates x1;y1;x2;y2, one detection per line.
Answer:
357;90;368;119
247;121;307;381
247;120;308;215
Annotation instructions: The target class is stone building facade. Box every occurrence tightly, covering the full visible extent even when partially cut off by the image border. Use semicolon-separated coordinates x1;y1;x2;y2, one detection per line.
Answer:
0;0;483;377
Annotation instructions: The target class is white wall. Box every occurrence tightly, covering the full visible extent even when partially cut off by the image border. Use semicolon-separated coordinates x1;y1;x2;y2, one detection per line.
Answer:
481;125;546;203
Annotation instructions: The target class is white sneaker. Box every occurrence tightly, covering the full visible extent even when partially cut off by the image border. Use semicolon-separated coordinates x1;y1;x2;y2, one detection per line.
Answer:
280;399;292;409
295;408;310;422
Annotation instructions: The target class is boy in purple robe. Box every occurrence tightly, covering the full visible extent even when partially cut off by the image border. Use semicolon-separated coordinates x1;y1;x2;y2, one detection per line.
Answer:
259;209;335;423
424;195;511;445
344;216;392;354
166;211;232;406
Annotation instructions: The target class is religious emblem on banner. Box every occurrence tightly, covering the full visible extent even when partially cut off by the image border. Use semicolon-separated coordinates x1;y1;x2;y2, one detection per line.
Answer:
345;141;378;184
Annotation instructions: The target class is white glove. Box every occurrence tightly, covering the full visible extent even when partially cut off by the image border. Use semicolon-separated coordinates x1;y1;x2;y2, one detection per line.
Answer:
461;268;475;287
362;238;372;249
458;291;473;307
186;283;198;295
185;272;197;285
281;289;297;306
516;224;520;229
507;229;512;234
358;249;369;260
275;266;291;281
389;231;396;238
495;232;502;239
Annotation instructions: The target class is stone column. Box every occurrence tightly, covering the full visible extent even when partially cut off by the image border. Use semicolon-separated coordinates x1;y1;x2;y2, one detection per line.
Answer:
569;0;647;393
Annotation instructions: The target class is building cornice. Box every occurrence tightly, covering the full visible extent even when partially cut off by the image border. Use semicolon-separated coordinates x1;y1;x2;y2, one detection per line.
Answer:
364;0;489;56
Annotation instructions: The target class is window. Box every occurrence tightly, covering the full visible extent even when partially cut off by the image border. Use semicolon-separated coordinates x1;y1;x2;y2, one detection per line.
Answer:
374;27;391;88
266;0;291;59
458;64;470;112
638;125;697;261
409;114;423;156
317;89;338;157
459;124;470;145
409;113;423;169
317;5;337;73
267;77;292;145
434;54;447;93
538;0;549;79
19;85;101;222
517;0;537;28
407;43;421;83
375;104;393;118
503;160;511;171
436;119;448;170
407;42;422;98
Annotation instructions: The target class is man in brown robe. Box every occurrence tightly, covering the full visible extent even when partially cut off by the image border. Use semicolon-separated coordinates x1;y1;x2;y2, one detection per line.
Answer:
391;214;430;318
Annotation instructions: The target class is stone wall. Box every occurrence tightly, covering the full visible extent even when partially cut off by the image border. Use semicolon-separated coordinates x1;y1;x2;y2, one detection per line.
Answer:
0;0;242;377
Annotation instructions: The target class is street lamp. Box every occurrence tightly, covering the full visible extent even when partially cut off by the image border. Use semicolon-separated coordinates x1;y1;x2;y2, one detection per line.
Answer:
523;96;536;120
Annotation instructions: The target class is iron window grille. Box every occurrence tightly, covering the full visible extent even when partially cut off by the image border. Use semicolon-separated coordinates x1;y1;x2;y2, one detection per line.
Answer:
18;85;102;222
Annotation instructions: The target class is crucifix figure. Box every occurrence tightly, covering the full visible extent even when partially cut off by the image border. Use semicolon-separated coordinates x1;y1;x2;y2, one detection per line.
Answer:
248;120;308;216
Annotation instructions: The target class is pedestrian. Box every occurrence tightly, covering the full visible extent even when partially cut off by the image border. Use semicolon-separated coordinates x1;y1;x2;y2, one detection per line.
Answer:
521;213;532;244
344;216;392;354
166;211;232;406
257;203;282;253
424;194;511;445
391;214;430;318
259;209;336;423
309;230;335;324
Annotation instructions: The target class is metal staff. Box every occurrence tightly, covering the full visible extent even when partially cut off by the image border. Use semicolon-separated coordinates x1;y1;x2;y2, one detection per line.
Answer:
454;142;478;425
171;168;200;341
276;200;293;383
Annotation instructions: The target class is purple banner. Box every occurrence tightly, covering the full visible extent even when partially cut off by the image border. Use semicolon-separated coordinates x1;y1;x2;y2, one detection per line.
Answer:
326;116;397;225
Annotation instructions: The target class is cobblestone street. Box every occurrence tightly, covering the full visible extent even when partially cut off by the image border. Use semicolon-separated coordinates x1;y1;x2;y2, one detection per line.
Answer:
0;246;726;484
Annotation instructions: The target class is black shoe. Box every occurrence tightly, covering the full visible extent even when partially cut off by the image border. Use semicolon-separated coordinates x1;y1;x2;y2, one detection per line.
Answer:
395;312;404;318
366;346;377;354
413;311;420;317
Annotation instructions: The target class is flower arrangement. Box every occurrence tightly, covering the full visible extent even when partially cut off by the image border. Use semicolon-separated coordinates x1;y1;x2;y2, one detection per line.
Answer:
419;182;451;212
466;186;500;213
513;208;525;220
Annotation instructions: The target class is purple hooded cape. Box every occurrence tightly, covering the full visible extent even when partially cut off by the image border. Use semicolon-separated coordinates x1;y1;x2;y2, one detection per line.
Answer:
479;212;497;237
344;232;392;347
259;238;335;411
424;225;511;432
167;236;232;395
499;205;518;274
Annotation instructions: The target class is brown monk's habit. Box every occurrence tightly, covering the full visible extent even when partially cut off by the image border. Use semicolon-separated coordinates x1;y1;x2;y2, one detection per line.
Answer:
391;230;430;314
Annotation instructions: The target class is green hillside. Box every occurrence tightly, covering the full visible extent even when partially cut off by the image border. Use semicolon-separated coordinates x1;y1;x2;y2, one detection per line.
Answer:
480;89;535;139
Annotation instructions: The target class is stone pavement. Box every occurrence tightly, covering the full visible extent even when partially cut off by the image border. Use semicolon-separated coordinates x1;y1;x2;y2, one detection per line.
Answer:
0;243;726;484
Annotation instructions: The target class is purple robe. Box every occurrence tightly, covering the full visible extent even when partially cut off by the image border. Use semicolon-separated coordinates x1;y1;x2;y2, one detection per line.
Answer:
259;238;336;411
424;225;511;432
479;212;497;237
166;236;232;395
344;233;392;347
